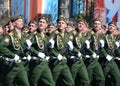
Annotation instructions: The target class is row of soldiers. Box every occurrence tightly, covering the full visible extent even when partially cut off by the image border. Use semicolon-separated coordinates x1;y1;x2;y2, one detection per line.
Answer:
0;15;120;86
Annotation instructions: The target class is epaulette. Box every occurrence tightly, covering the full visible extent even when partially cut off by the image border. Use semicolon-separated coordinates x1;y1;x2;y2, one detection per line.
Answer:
33;31;37;35
69;35;73;40
55;30;59;35
8;31;14;36
91;30;95;35
72;30;77;36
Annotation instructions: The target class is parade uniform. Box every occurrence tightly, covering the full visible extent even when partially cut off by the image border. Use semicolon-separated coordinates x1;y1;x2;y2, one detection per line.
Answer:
67;30;90;86
49;30;74;86
98;33;120;86
27;31;55;86
0;29;30;86
80;31;104;86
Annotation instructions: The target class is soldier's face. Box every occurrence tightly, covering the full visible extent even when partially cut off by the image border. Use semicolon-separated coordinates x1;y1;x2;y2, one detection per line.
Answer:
14;19;23;29
108;24;117;32
48;25;56;33
65;26;73;33
8;22;14;30
93;21;102;31
29;23;37;32
58;21;67;31
77;21;85;31
0;26;3;35
38;19;48;31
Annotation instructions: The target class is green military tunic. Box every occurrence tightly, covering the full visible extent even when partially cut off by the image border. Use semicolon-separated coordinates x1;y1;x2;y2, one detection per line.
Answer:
99;33;120;86
67;30;90;86
49;30;74;86
0;29;30;86
89;31;105;86
27;31;55;86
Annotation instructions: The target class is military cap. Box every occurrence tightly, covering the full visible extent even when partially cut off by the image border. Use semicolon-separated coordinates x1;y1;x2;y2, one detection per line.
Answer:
93;18;102;23
48;23;56;27
23;25;29;29
12;15;22;22
38;16;49;22
28;20;38;26
67;22;74;27
108;21;117;26
57;17;67;23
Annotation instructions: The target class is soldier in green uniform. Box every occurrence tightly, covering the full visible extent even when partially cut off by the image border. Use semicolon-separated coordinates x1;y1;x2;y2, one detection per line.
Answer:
77;19;105;86
0;25;4;86
48;17;74;86
97;21;120;86
27;18;55;86
0;15;30;86
65;21;90;86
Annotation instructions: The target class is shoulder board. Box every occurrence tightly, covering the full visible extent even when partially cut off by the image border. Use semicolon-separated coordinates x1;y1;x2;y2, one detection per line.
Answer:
8;31;14;36
33;31;37;35
90;31;94;35
72;30;77;36
69;36;73;40
55;30;59;35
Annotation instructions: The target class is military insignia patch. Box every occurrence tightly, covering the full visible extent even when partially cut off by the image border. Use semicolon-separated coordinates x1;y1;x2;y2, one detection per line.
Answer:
69;36;73;40
33;31;37;35
55;30;59;35
4;38;9;43
8;31;14;36
72;30;77;36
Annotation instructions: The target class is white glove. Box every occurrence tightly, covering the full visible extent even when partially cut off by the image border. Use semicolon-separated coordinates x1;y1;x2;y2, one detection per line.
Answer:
57;54;63;61
92;52;97;59
115;57;120;60
26;39;32;49
49;39;55;48
70;56;75;58
96;55;99;59
38;52;45;59
77;52;82;57
99;39;105;48
27;55;31;61
106;55;113;61
85;55;90;58
23;57;27;59
85;40;90;49
46;56;50;61
14;54;20;62
67;41;74;51
115;42;120;48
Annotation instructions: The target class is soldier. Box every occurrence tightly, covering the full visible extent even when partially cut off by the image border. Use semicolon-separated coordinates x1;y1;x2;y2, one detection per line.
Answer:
0;15;30;86
48;17;74;86
27;18;55;86
76;19;105;86
97;21;120;86
65;20;90;86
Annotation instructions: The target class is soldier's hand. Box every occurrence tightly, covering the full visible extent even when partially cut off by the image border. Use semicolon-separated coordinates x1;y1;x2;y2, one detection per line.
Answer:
115;41;120;48
85;40;90;49
49;39;55;48
57;54;63;61
38;52;45;59
92;52;97;59
99;39;105;48
14;54;20;62
106;55;113;61
67;41;74;51
27;55;31;61
26;39;32;49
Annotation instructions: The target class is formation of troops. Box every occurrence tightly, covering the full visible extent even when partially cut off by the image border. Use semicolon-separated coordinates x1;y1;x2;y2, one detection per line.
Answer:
0;15;120;86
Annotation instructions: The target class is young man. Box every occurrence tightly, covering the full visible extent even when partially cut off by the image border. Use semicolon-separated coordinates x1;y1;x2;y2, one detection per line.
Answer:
0;15;30;86
27;18;55;86
48;17;74;86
